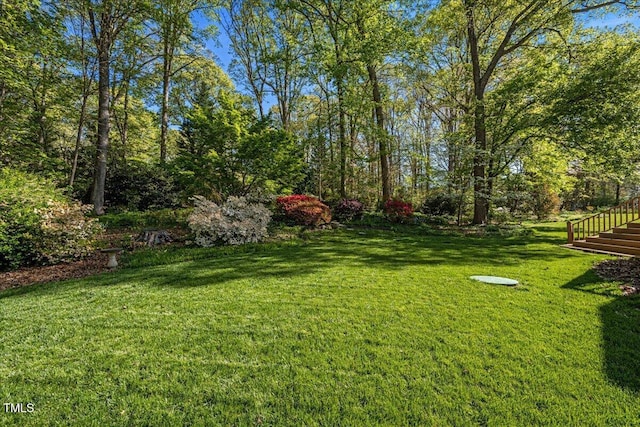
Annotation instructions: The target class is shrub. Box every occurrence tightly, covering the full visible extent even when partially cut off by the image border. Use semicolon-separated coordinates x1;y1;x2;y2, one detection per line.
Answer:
188;196;271;246
333;199;365;222
276;195;331;226
37;201;104;264
0;169;102;270
384;198;414;223
528;184;561;219
99;208;191;229
421;193;457;216
104;161;183;211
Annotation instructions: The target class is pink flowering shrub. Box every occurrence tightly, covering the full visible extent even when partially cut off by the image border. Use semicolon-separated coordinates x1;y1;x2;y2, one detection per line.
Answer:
276;194;331;226
384;198;414;222
188;196;271;246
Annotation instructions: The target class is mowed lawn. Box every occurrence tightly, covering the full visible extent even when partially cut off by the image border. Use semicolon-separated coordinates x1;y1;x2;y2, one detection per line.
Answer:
1;223;639;426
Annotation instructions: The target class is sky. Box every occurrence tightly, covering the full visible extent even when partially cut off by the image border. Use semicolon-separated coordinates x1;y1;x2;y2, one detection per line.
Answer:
193;9;639;102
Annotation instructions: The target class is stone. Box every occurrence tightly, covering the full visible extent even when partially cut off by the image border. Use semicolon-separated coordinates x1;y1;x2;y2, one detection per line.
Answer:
100;248;123;268
136;229;173;246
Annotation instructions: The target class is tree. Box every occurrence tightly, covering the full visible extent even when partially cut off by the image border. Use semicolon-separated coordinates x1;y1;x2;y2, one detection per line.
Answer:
153;0;207;163
177;92;304;198
65;5;98;187
460;0;636;224
0;1;64;171
542;30;640;206
83;0;146;214
353;0;399;202
218;0;307;129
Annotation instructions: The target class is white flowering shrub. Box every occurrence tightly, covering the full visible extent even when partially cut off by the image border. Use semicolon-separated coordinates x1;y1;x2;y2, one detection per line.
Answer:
0;168;103;270
187;196;271;246
37;200;104;264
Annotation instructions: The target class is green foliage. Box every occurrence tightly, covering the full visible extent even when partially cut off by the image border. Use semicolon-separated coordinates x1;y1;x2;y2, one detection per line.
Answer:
421;192;457;216
543;31;640;156
98;208;191;229
176;93;304;198
0;169;61;269
0;169;101;270
527;183;561;220
104;161;183;211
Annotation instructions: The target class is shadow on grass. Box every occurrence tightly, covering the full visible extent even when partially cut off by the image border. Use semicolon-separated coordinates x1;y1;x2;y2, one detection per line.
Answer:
562;271;640;392
600;298;640;392
2;227;576;299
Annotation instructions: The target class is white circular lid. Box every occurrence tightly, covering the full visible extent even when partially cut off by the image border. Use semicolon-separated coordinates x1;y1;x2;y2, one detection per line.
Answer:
470;275;519;286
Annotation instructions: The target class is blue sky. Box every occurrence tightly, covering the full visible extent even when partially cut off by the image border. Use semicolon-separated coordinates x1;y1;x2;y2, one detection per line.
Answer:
194;9;639;97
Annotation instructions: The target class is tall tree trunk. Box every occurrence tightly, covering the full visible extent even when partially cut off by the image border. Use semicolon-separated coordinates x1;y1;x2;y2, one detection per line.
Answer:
91;47;110;215
472;98;488;224
367;64;391;202
337;77;347;198
466;3;489;225
160;37;172;163
120;80;130;163
69;92;89;187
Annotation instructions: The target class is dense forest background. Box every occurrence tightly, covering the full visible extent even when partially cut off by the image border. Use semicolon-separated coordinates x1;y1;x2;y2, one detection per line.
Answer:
1;0;639;224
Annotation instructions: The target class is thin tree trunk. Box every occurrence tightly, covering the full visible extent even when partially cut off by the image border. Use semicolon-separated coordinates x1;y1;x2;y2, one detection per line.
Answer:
121;80;130;163
337;77;347;198
69;92;89;187
472;99;488;224
160;37;172;163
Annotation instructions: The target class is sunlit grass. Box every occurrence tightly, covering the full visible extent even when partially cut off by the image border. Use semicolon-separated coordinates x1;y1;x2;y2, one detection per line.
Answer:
1;223;639;425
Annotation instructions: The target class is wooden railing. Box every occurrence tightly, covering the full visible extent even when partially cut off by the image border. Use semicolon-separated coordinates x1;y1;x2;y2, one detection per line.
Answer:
567;196;640;243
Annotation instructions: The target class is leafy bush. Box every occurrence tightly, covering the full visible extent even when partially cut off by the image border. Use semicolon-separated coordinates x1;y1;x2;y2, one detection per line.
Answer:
384;198;414;223
333;199;365;222
421;193;457;216
99;208;191;229
0;169;102;270
187;196;271;246
528;184;561;219
276;195;332;226
104;161;183;211
37;201;104;264
177;97;304;199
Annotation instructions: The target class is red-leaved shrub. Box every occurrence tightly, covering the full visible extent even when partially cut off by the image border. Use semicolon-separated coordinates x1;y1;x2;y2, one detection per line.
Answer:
276;195;332;226
334;198;365;222
384;198;413;222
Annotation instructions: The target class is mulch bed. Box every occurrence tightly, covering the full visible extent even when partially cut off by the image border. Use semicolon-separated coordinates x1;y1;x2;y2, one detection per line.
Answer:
1;228;188;292
593;258;640;296
0;252;112;292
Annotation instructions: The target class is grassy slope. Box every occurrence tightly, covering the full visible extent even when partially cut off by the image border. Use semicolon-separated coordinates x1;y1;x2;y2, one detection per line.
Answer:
1;223;639;426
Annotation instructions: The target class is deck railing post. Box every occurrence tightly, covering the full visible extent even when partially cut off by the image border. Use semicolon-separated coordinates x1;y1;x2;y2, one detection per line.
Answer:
567;197;640;243
567;221;574;243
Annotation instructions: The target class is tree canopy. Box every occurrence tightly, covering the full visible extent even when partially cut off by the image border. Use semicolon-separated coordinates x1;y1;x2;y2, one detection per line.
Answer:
1;0;638;219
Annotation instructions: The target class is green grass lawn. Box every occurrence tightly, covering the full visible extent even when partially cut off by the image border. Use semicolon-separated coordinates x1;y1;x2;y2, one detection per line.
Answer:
1;223;639;426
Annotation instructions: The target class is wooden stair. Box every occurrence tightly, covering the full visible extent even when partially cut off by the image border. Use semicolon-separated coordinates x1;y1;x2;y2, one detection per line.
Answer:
570;223;640;256
566;196;640;256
